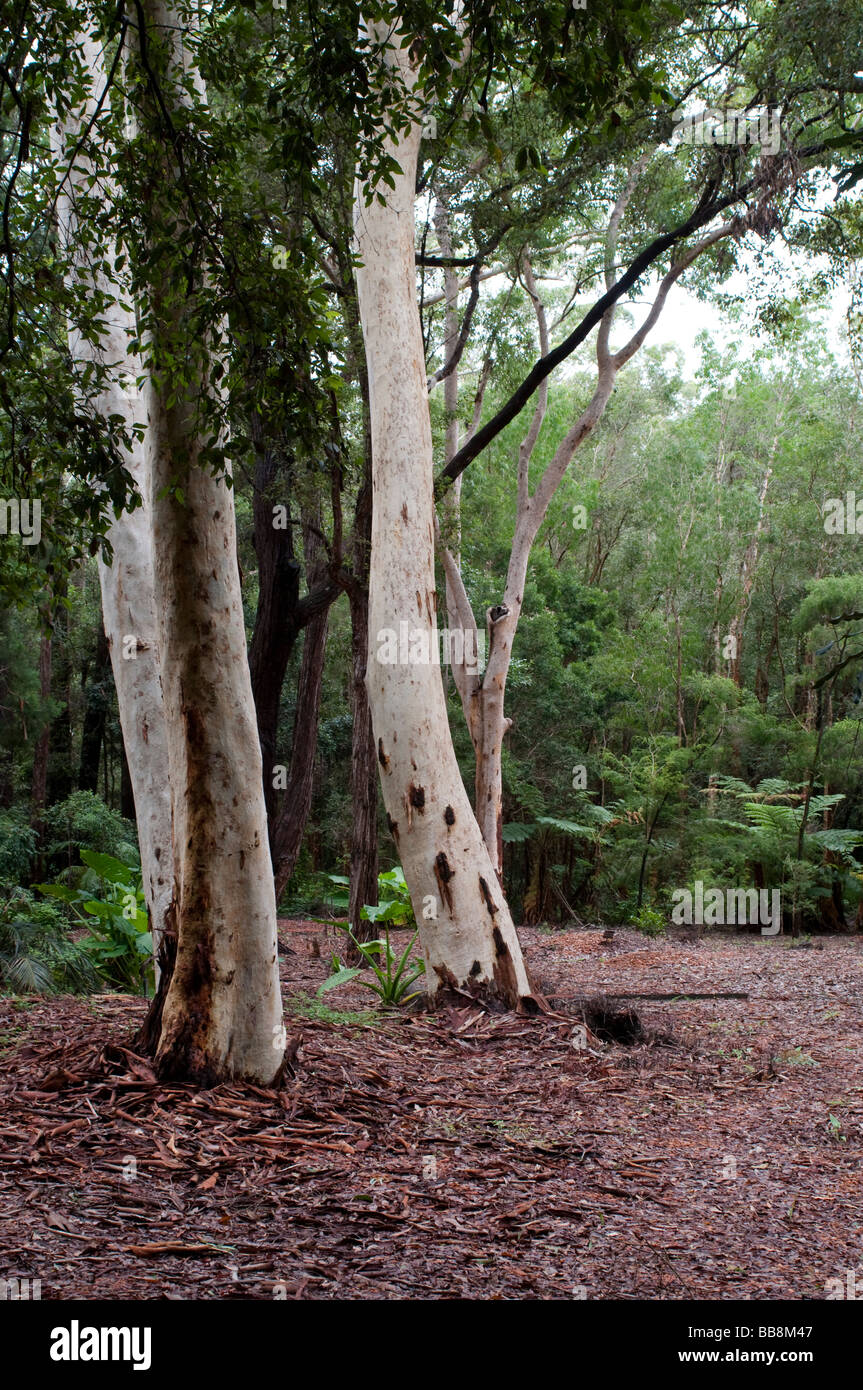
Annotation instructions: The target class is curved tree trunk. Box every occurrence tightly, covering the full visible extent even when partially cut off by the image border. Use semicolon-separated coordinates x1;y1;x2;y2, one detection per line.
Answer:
353;24;537;1009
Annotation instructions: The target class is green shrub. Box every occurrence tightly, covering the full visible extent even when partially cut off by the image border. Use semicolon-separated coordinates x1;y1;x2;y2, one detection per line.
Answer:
630;904;666;938
41;791;139;873
0;808;37;884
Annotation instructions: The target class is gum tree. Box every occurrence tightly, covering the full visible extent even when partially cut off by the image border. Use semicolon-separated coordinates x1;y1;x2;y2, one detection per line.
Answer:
126;0;285;1082
351;0;678;1004
50;24;175;973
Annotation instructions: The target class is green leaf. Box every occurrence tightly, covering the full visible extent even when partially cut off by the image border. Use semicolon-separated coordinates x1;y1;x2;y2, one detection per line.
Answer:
79;850;133;885
34;882;80;903
317;966;362;996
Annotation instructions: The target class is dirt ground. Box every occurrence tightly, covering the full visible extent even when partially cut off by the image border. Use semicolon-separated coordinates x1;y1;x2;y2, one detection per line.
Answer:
1;921;861;1300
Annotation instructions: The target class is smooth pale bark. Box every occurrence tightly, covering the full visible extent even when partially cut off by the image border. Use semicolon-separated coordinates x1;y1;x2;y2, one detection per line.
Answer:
138;0;283;1083
51;29;174;963
335;232;379;940
354;27;537;1009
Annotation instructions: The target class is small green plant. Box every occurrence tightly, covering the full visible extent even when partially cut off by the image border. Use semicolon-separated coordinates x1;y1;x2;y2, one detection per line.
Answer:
772;1046;817;1068
630;904;666;937
317;866;423;1005
318;920;425;1007
826;1112;846;1142
37;850;153;995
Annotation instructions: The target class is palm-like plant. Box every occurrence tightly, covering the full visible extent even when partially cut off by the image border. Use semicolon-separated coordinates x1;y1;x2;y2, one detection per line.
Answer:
0;891;99;995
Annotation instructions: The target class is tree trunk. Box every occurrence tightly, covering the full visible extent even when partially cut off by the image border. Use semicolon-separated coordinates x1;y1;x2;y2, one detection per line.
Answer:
473;607;516;880
30;631;52;823
271;524;331;901
137;0;283;1083
51;26;175;968
78;622;111;793
119;740;136;822
348;562;379;939
248;439;302;831
47;587;74;805
353;25;537;1009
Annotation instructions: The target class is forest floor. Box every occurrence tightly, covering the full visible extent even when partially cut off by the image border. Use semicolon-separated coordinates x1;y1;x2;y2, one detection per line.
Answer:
1;921;861;1300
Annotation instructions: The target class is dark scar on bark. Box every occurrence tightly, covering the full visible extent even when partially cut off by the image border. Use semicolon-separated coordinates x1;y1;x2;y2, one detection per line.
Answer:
386;812;399;841
433;962;459;990
479;876;498;916
402;502;409;523
377;738;390;771
434;852;454;913
444;805;455;826
408;784;425;811
491;925;521;1001
469;959;481;977
416;589;423;613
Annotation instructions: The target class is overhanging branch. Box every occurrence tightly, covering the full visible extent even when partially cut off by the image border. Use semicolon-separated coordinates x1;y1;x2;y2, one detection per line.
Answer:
432;147;837;498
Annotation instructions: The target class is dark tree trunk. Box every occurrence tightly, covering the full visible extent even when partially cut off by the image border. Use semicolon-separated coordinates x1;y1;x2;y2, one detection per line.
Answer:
119;739;136;821
31;633;52;819
271;524;331;902
248;441;303;831
346;482;378;940
78;622;111;793
247;434;339;844
47;592;74;804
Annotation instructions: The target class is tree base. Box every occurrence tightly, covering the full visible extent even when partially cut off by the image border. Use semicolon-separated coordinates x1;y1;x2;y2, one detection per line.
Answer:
405;975;546;1015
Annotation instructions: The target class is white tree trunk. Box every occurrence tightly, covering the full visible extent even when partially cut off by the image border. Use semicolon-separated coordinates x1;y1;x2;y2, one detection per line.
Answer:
353;26;537;1009
137;0;284;1082
51;29;174;967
